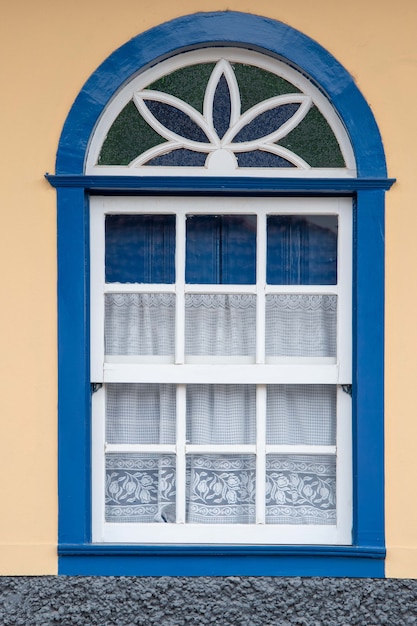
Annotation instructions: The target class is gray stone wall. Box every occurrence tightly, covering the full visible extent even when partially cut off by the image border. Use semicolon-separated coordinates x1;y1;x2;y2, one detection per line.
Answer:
1;576;417;625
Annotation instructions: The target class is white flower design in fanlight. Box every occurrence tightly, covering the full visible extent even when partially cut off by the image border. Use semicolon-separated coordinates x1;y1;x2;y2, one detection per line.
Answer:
132;60;313;170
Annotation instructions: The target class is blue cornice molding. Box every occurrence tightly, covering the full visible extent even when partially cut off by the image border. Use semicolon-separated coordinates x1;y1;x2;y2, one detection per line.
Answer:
46;174;395;193
55;11;389;179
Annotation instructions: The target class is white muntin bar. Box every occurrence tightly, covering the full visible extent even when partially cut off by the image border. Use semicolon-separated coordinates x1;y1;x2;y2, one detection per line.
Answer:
256;212;267;364
265;284;338;295
176;384;187;524
103;363;340;384
255;385;267;524
104;283;176;294
184;284;257;294
105;444;176;454
185;444;256;455
265;444;337;455
175;214;186;365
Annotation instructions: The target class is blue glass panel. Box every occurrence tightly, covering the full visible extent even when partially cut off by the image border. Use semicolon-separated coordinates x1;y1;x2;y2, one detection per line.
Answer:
213;75;231;139
267;215;337;285
186;215;256;284
234;103;300;143
236;150;295;168
145;149;207;167
106;214;175;283
145;100;209;142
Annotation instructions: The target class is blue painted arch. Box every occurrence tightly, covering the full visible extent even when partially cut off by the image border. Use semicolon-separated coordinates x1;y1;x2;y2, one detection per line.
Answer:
56;11;387;178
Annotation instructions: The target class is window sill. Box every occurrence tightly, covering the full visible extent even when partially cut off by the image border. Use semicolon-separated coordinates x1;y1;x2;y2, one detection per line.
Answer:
58;543;385;577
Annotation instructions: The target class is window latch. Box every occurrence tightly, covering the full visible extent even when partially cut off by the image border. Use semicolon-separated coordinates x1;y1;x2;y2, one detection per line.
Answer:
91;383;103;393
342;384;352;397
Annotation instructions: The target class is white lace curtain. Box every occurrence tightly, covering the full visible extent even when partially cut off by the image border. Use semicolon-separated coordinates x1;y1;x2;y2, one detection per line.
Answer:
105;293;336;358
104;293;337;526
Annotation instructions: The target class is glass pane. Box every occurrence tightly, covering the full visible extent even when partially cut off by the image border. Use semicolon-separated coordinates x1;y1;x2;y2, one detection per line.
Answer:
106;384;176;445
266;385;336;445
265;294;337;357
105;214;175;283
185;294;256;358
236;151;295;168
265;455;336;525
186;215;256;284
278;106;345;168
233;103;301;143
234;64;301;113
105;453;176;523
98;100;165;165
186;385;256;445
212;75;231;139
149;63;216;113
267;215;338;285
145;149;207;167
186;455;256;524
105;293;175;356
143;100;209;142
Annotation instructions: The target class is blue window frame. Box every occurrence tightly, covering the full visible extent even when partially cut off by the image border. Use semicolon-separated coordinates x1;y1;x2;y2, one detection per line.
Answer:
47;11;394;576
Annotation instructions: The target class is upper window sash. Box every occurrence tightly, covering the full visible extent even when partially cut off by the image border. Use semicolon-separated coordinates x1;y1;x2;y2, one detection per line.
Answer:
90;196;352;385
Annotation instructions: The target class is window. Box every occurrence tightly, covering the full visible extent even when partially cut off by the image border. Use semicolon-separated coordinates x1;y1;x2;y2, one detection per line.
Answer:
49;12;391;576
91;196;352;544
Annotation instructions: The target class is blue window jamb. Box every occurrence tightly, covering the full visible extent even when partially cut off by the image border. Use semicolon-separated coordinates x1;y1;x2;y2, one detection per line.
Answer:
49;12;393;577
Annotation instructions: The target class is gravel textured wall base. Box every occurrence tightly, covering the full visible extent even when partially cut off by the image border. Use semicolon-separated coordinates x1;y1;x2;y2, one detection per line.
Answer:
1;576;417;625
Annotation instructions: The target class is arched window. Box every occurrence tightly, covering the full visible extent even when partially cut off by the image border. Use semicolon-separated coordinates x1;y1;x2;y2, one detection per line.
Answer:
47;12;393;577
86;49;354;175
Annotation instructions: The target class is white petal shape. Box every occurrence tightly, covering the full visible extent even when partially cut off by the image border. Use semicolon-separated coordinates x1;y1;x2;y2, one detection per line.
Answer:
223;94;312;150
204;60;241;134
133;90;219;149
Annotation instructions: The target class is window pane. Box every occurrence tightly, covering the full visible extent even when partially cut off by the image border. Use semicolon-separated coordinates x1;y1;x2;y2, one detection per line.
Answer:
266;385;336;445
105;293;175;357
265;294;337;358
106;384;176;445
186;215;256;284
186;385;256;444
105;214;175;283
185;294;256;358
267;215;337;284
186;455;256;524
265;455;336;525
278;106;345;168
98;100;164;166
105;453;176;523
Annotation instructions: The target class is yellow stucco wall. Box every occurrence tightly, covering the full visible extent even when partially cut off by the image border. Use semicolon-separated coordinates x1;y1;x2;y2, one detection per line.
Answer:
0;0;415;576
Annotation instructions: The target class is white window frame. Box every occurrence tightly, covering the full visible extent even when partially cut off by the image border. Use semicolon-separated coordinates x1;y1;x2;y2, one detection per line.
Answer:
90;195;352;545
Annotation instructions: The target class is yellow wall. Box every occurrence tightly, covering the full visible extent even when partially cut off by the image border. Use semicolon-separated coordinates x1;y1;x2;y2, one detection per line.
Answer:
0;0;415;576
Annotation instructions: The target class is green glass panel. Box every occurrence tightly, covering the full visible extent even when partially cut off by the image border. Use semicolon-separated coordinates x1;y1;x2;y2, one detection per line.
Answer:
277;106;345;167
148;64;216;113
98;101;165;166
233;64;301;113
